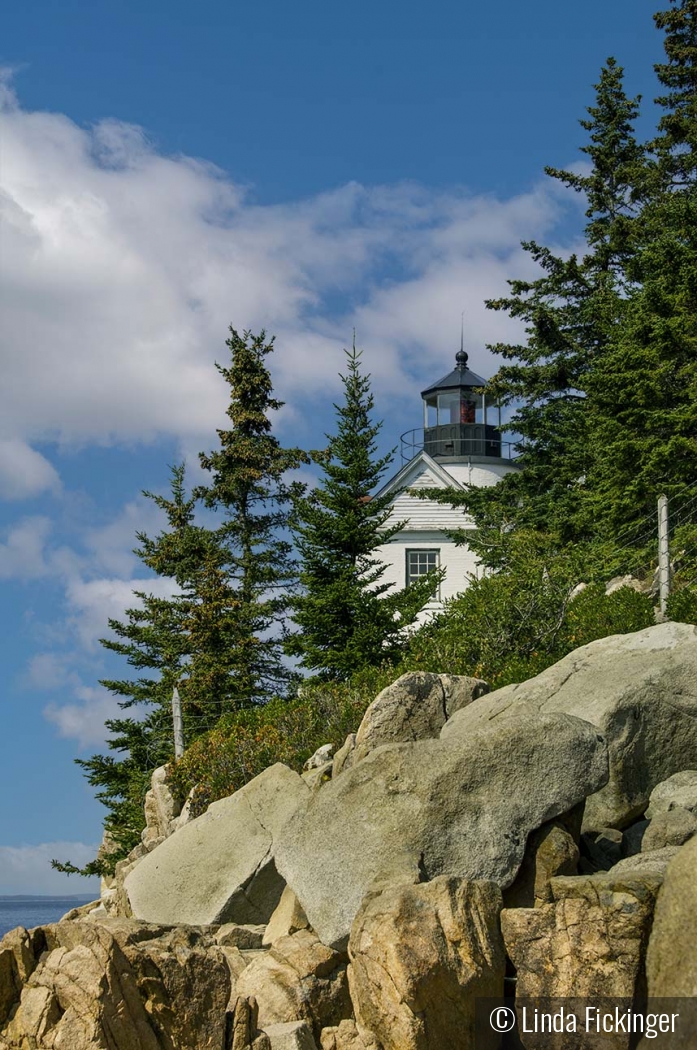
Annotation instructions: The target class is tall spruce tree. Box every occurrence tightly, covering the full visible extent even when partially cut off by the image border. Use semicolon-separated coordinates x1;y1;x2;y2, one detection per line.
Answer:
416;59;644;566
582;0;697;533
196;328;309;704
653;0;697;187
57;463;214;871
286;344;440;679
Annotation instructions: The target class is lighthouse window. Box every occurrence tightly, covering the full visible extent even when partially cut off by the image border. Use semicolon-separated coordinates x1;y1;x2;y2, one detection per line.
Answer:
406;549;440;595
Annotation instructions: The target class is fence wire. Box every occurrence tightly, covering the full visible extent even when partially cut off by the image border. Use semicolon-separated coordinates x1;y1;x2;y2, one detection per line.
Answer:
104;482;697;769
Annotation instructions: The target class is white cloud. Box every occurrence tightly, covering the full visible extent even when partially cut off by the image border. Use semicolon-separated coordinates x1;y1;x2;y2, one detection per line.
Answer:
0;516;52;579
0;440;61;499
0;842;99;896
83;496;167;577
44;685;124;749
37;571;181;746
64;574;180;650
23;651;82;690
0;77;571;465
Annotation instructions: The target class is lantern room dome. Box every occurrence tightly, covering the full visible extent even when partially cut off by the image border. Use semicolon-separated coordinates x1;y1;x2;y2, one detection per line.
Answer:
420;350;486;396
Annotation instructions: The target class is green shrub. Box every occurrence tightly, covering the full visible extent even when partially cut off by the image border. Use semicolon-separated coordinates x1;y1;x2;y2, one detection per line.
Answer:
399;578;654;689
169;551;656;815
667;584;697;624
168;665;395;816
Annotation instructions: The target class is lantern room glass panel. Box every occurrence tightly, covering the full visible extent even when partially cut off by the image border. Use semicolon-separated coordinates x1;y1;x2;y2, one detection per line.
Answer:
435;391;481;426
424;395;438;428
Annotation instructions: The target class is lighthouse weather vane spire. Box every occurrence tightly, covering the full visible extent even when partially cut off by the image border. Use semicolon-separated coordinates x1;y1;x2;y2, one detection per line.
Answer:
457;312;468;369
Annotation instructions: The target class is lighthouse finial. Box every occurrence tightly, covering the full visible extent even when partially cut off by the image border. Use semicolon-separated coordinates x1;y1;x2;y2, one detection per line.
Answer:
456;313;468;369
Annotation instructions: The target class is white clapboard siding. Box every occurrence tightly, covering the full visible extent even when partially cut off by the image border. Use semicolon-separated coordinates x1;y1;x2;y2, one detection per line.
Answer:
380;458;473;533
376;531;481;602
374;450;519;622
384;489;473;532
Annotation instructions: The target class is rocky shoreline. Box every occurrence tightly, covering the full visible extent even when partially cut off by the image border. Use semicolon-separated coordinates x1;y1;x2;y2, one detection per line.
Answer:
1;621;696;1049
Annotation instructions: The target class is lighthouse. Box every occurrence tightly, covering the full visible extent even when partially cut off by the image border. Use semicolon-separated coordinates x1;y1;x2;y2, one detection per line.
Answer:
374;348;519;616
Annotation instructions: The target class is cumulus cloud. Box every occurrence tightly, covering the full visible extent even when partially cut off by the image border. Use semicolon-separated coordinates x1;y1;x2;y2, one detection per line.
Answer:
83;496;167;577
44;685;124;749
35;570;182;745
0;516;52;579
64;574;180;650
0;440;61;499
0;841;99;895
0;76;571;468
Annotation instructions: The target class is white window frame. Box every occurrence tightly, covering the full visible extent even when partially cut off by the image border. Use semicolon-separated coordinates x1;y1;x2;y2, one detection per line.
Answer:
405;548;441;599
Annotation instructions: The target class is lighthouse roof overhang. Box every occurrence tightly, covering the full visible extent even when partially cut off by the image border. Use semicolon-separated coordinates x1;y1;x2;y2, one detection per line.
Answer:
374;449;465;502
420;365;487;397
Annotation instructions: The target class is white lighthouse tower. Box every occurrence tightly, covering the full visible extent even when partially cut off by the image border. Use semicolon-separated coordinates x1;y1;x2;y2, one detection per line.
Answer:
375;347;519;616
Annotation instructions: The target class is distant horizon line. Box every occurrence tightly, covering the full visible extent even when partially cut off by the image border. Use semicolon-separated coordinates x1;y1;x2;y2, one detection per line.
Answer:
0;894;95;901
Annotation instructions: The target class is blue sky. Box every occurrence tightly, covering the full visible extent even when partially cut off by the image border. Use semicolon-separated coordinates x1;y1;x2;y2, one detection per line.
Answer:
0;0;662;893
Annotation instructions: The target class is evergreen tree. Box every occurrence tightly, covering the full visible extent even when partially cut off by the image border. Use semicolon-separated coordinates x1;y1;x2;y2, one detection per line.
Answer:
196;328;309;704
56;464;208;872
483;60;642;544
582;1;697;532
286;344;440;679
138;464;247;728
652;0;697;187
417;59;644;565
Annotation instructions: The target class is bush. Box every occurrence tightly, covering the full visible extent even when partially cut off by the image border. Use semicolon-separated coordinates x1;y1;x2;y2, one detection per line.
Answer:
168;665;395;816
667;584;697;624
397;530;655;688
169;545;656;816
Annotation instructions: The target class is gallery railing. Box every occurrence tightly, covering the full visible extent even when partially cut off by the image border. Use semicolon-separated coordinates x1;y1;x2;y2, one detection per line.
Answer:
400;427;518;465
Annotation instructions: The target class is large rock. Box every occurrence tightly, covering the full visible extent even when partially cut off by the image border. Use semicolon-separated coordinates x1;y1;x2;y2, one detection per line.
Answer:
502;871;662;1004
348;876;505;1050
638;837;697;1047
349;672;488;766
235;930;351;1039
126;763;310;925
607;846;681;880
275;711;608;949
320;1021;378;1049
0;927;45;1027
644;836;697;996
641;807;697;852
442;622;697;831
645;769;697;818
0;918;236;1050
141;765;181;849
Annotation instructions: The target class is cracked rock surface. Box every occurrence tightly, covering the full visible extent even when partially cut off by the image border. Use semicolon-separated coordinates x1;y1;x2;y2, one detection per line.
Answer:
502;872;662;1006
0;919;236;1050
347;672;489;768
275;711;608;949
125;764;310;926
441;621;697;832
348;876;504;1050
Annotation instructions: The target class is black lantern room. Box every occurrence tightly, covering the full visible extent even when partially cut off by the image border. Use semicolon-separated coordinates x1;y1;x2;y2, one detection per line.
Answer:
419;349;503;459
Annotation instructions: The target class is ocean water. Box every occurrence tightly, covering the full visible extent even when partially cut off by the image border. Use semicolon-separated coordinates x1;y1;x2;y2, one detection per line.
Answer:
0;897;95;939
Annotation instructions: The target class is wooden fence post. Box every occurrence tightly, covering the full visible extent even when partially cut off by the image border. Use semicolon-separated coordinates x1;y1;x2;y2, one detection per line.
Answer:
658;494;670;618
172;686;185;761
